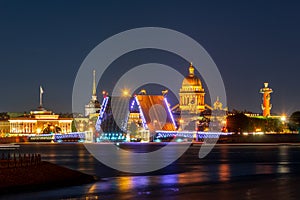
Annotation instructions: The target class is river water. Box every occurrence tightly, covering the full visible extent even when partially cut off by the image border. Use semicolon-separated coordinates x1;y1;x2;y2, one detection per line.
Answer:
2;143;300;199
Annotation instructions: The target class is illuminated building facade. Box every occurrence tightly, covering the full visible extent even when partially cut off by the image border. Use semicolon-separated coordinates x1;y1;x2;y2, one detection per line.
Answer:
210;97;228;132
179;63;205;114
177;63;207;131
213;97;225;111
9;109;72;134
260;82;273;117
0;120;10;134
73;114;90;132
9;86;73;134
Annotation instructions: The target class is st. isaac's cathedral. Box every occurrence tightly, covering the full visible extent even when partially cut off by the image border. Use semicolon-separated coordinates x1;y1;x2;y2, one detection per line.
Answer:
179;63;206;114
173;63;226;131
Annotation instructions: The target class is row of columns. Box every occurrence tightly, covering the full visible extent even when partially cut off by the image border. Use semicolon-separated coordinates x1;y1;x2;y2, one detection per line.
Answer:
10;122;36;133
59;122;72;133
10;121;72;134
180;94;205;106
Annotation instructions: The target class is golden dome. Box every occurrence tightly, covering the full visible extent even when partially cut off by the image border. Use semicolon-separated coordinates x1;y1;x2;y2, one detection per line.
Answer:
182;63;202;87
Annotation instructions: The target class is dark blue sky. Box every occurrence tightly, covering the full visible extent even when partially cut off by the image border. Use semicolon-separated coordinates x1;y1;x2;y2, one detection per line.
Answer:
0;0;299;115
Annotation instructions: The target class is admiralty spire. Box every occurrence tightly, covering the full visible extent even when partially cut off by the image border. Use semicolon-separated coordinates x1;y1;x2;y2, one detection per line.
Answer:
85;70;101;116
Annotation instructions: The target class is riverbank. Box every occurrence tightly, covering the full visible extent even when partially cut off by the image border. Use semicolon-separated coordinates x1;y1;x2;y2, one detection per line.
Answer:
0;136;28;143
218;134;300;143
0;161;97;194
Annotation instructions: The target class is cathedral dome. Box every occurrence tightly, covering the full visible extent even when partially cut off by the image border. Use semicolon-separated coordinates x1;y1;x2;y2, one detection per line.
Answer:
182;63;202;87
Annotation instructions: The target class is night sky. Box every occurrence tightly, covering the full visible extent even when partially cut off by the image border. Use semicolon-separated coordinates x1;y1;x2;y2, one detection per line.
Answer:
0;0;299;116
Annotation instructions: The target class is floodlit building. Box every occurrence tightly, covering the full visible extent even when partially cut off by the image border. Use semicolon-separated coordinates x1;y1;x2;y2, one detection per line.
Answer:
176;63;208;131
0;120;10;134
9;108;72;134
8;86;72;134
179;63;205;114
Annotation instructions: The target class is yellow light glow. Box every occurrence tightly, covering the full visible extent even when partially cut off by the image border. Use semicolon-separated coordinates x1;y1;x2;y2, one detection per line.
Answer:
122;89;130;97
280;115;286;122
255;132;264;135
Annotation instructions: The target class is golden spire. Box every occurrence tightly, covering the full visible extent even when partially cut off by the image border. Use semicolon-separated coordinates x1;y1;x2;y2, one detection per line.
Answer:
189;62;194;77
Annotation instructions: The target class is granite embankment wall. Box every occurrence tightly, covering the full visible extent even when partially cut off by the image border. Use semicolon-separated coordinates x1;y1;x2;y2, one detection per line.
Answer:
0;136;28;143
219;134;300;143
0;156;96;193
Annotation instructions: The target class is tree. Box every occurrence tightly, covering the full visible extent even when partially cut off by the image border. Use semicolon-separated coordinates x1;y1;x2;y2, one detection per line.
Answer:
58;113;74;118
226;113;249;133
71;120;77;132
0;112;9;120
264;118;284;133
288;111;300;133
248;117;265;132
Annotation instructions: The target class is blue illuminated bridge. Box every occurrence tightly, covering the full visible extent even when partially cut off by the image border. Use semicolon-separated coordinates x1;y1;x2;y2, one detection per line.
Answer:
28;132;86;142
155;131;231;142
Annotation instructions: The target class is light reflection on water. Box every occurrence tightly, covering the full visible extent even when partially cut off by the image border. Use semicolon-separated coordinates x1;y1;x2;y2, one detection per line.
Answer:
2;144;300;199
218;164;230;181
82;171;211;196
